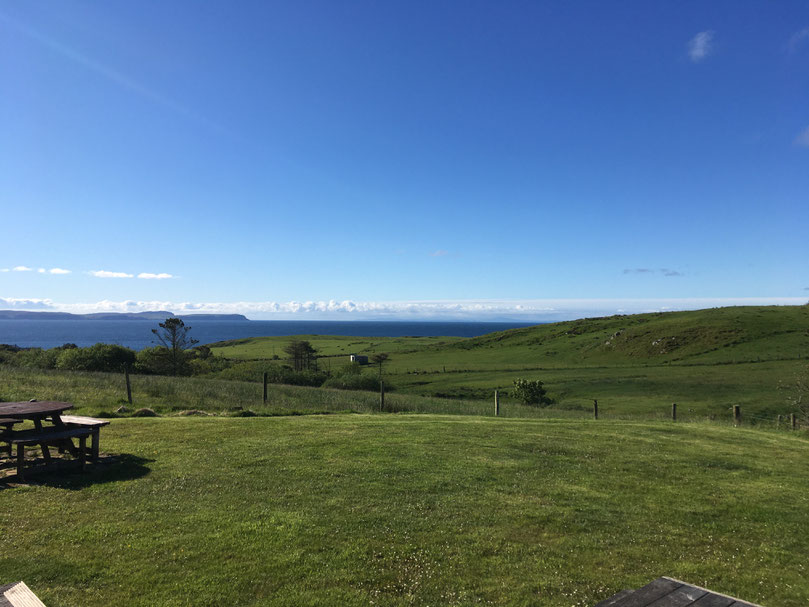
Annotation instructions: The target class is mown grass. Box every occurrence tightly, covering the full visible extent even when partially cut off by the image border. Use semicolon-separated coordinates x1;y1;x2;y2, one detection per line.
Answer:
2;416;809;606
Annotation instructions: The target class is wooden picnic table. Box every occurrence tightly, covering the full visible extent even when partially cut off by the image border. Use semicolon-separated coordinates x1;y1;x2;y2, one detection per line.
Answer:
0;401;107;480
0;400;74;426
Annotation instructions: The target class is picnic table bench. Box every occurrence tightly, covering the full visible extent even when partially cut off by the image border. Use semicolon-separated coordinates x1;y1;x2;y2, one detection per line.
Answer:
0;402;110;481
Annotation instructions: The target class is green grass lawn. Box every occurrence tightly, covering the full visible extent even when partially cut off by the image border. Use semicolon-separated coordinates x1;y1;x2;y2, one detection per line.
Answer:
2;415;808;606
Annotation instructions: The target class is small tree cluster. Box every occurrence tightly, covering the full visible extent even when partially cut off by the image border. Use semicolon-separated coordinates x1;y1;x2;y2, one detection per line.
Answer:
511;379;551;406
284;339;318;372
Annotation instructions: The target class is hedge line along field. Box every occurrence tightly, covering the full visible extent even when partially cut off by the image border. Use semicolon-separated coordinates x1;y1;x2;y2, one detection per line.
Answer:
2;415;809;606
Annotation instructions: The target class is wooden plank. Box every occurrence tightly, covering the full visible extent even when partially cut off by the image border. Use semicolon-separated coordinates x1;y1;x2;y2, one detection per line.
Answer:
663;577;761;607
10;427;93;445
0;401;73;418
614;578;682;607
689;595;735;607
647;584;707;606
2;581;47;607
59;415;110;427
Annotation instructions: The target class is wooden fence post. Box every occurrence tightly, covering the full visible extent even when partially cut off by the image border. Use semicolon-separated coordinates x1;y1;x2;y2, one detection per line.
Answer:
494;390;500;416
593;399;598;420
671;403;677;421
733;405;741;426
125;368;133;405
777;414;782;428
263;372;268;403
791;413;797;430
380;380;385;412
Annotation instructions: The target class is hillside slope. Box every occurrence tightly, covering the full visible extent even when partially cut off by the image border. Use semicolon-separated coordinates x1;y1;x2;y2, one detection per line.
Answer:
427;305;809;368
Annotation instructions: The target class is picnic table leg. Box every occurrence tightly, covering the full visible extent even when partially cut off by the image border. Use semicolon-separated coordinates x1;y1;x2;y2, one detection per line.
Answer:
16;444;25;482
78;436;86;471
91;428;100;461
30;418;54;462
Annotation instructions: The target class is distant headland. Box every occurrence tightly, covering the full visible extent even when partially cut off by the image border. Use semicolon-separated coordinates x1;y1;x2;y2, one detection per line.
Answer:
0;310;249;321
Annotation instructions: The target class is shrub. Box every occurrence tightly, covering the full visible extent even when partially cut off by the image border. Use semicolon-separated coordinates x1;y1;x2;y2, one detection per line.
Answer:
511;379;551;406
56;343;136;373
135;346;193;376
14;348;61;369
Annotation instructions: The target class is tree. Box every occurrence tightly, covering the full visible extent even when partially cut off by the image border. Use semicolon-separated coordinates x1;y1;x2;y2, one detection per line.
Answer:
283;339;318;372
152;318;199;376
371;352;389;377
511;379;551;406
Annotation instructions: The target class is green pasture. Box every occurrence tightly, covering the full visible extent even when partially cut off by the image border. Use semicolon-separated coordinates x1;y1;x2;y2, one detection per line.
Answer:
2;415;808;606
205;306;809;414
1;362;804;423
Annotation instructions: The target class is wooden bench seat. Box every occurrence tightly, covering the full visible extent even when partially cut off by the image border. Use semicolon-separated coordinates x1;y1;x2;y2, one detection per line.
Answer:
9;427;93;446
59;415;110;428
60;416;109;462
10;427;94;481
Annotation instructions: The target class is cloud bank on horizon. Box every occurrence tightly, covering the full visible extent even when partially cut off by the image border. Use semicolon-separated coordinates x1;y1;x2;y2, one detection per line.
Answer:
0;296;804;321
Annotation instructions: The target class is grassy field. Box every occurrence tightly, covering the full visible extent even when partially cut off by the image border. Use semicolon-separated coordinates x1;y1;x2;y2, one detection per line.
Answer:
206;306;809;417
2;415;808;606
1;364;802;424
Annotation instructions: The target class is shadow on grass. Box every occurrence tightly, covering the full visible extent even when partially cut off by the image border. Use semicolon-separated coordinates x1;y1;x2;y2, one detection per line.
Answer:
0;453;153;490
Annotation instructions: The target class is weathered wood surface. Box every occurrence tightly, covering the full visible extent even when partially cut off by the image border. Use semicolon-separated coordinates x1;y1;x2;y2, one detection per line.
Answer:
0;402;73;419
9;427;93;446
594;577;761;607
59;415;110;427
0;581;47;607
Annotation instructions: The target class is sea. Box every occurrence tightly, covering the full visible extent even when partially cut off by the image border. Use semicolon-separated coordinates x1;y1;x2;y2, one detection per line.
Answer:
0;319;538;350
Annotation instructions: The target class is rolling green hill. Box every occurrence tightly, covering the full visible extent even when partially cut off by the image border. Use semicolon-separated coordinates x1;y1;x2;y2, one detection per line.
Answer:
211;306;809;369
206;306;809;415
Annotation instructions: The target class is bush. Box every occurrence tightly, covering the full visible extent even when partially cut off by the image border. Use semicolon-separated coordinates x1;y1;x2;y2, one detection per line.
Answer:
14;348;61;369
511;379;551;406
135;346;193;376
56;343;136;373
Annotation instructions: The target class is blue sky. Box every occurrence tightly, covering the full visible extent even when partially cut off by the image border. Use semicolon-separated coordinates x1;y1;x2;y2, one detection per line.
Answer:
1;1;807;320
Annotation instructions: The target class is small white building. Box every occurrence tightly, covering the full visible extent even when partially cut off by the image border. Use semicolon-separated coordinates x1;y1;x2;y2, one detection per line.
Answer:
350;354;368;365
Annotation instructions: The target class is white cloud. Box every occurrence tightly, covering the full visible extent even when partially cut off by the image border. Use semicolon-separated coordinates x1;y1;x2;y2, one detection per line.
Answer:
687;31;714;62
49;268;71;274
89;270;134;278
37;268;46;273
794;126;809;147
12;266;33;272
1;296;805;321
788;27;809;53
137;272;173;280
0;269;7;272
0;297;55;310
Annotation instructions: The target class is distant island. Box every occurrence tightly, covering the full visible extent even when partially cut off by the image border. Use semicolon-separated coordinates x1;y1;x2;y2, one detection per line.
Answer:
0;310;249;321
